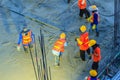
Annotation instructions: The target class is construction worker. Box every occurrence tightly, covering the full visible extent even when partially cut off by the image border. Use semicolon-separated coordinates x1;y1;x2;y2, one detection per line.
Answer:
87;5;100;37
78;0;90;19
85;69;99;80
89;39;101;71
52;33;67;66
76;25;91;61
17;27;34;53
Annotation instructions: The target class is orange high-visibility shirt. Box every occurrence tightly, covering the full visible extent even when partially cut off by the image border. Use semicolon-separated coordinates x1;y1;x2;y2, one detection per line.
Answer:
92;47;101;62
78;32;89;51
52;39;66;52
78;0;87;9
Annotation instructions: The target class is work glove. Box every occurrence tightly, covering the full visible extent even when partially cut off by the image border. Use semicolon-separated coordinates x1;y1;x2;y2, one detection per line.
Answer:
75;37;79;41
17;45;20;51
86;16;93;22
92;24;96;30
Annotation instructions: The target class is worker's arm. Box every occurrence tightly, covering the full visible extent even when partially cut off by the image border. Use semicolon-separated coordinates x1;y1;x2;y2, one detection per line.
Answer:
76;36;83;46
64;42;67;46
17;33;22;51
78;0;81;7
77;39;83;46
17;33;22;45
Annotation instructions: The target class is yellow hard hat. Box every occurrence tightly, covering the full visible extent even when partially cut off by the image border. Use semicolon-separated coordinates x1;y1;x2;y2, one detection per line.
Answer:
91;5;97;10
60;33;66;39
89;69;98;77
80;25;87;32
88;39;96;47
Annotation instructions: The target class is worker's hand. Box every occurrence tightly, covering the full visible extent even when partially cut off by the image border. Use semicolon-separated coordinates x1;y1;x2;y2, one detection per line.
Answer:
17;45;20;51
85;76;88;80
75;37;79;41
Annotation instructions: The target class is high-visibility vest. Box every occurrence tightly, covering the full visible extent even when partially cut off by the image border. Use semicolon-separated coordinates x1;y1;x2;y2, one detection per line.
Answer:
78;0;87;9
78;32;89;50
92;47;101;62
52;39;66;52
22;30;32;45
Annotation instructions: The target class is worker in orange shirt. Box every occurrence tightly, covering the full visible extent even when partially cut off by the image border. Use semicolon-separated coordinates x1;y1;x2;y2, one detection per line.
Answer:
89;39;101;71
52;33;67;66
76;25;91;61
85;69;100;80
78;0;90;19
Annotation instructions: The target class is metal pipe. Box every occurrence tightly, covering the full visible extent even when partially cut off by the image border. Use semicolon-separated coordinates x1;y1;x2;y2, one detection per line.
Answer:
34;35;40;80
29;45;38;80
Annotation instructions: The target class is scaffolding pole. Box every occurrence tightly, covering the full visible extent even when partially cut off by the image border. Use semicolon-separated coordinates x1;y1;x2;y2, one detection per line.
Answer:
114;0;120;47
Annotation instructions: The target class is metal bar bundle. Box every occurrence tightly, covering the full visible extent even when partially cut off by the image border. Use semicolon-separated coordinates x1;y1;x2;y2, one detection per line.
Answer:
28;44;38;80
38;29;50;80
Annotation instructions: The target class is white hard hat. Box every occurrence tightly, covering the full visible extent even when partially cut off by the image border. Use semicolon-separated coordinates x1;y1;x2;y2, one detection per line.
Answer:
89;5;98;11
